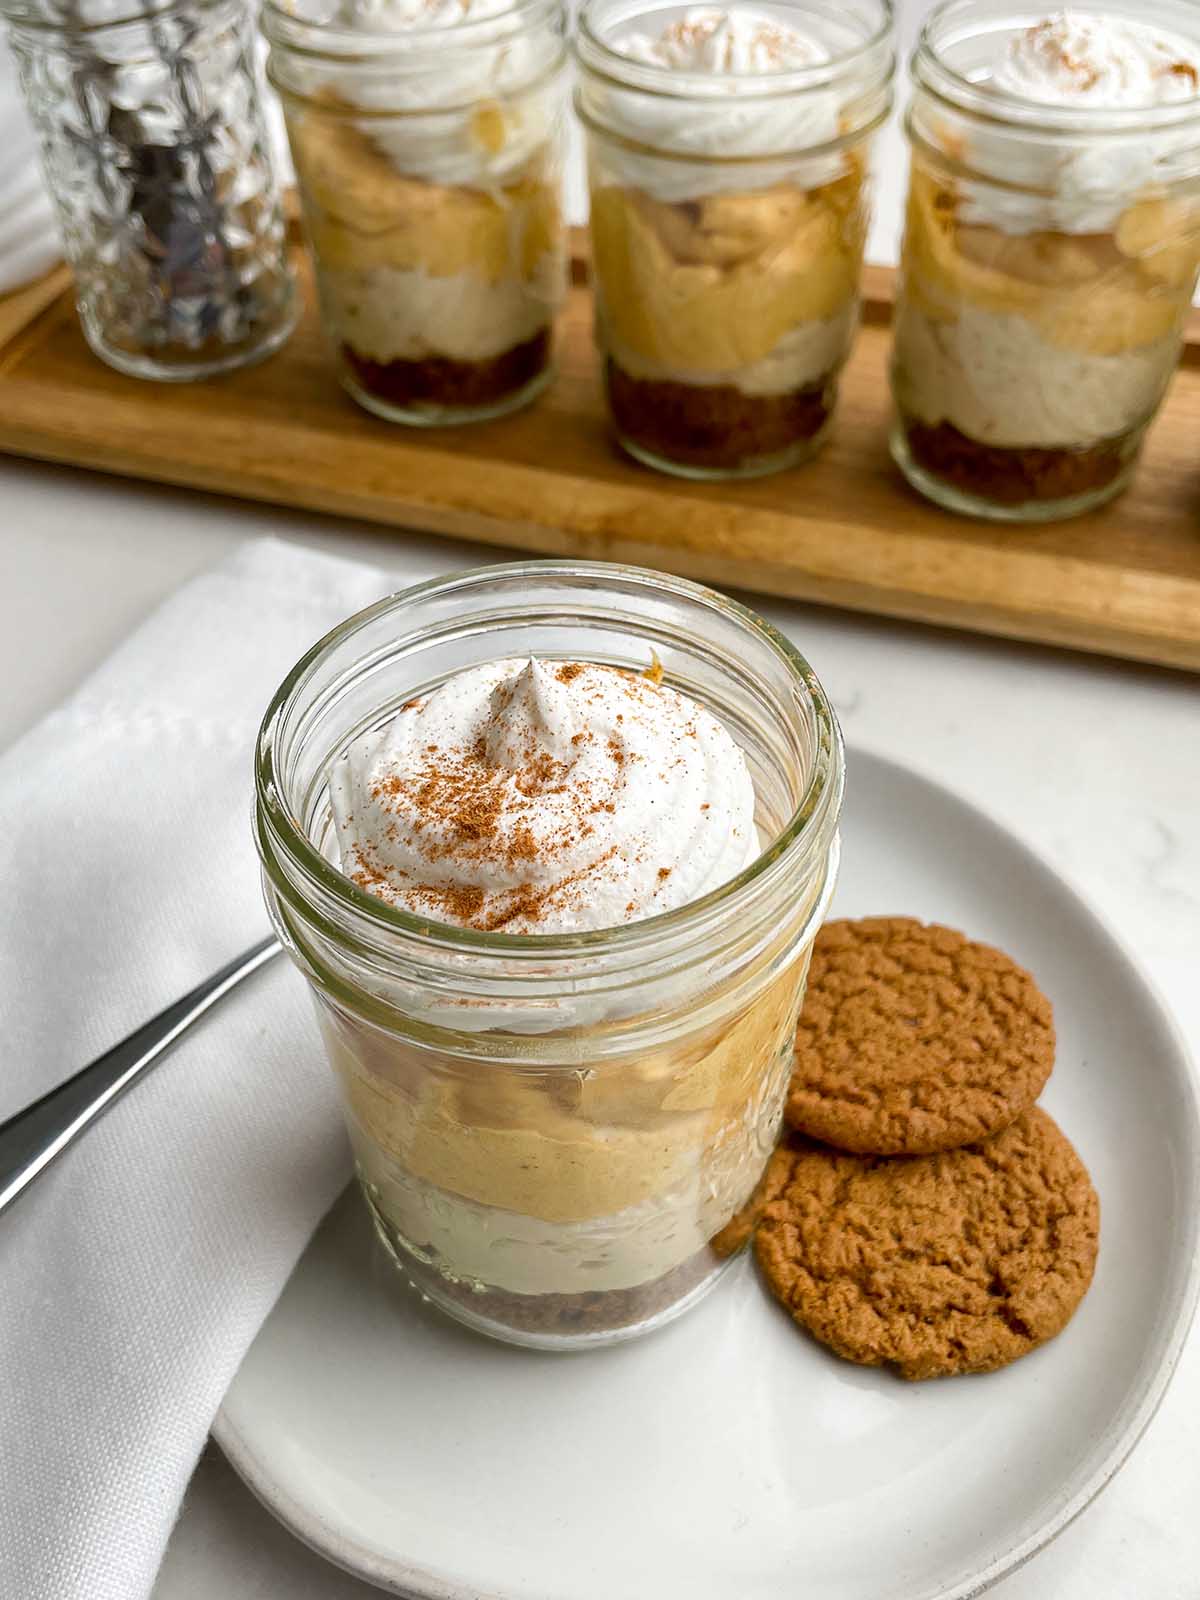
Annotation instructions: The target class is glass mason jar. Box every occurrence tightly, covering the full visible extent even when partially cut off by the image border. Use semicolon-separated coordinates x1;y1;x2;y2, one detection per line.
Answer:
255;561;843;1350
263;0;569;426
2;0;296;381
892;1;1200;522
575;0;894;480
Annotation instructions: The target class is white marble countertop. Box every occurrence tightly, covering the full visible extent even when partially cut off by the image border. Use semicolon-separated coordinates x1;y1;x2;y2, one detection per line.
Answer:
4;452;1199;1600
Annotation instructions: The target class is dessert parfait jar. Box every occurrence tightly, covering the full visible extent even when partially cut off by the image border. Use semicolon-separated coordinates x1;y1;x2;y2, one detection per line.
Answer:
255;561;843;1350
575;0;894;478
892;2;1200;521
262;0;568;424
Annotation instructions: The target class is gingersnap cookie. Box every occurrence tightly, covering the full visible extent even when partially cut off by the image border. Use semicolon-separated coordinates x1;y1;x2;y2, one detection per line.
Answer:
787;917;1055;1156
755;1108;1099;1380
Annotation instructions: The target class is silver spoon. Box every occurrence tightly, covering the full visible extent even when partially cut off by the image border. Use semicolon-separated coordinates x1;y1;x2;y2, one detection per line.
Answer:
0;935;282;1216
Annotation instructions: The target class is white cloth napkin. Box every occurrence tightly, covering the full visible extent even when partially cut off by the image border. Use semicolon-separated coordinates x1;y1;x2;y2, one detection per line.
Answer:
0;538;400;1600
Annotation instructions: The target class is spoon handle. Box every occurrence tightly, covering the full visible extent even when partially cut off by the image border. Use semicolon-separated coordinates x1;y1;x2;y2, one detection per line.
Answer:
0;935;282;1216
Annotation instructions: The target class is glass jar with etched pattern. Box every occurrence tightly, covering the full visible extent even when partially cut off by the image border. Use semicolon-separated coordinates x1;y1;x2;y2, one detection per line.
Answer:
2;0;297;380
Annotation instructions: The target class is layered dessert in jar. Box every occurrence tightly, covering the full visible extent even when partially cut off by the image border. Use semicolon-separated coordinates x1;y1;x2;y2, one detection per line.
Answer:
254;563;843;1349
575;0;894;478
892;4;1200;520
263;0;567;423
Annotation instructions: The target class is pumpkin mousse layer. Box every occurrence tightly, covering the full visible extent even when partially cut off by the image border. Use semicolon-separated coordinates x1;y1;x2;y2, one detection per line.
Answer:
282;0;567;421
590;171;864;384
581;4;876;472
894;11;1200;505
319;656;811;1305
289;102;563;397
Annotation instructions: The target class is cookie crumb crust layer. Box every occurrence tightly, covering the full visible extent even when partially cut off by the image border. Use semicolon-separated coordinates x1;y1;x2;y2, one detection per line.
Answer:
605;359;833;473
343;327;552;414
901;416;1128;507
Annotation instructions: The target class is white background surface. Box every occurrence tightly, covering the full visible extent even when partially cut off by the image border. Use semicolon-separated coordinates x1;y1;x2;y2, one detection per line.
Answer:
3;0;1199;1594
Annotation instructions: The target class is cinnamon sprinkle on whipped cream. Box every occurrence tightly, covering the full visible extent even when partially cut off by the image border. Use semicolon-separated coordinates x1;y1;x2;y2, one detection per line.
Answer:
617;5;828;75
329;657;758;933
992;11;1200;108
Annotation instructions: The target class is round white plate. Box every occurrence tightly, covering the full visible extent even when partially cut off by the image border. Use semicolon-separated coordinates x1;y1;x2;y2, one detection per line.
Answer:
215;748;1200;1600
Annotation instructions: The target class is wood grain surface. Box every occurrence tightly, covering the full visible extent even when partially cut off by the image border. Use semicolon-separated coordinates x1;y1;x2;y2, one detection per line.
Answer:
1;247;1199;671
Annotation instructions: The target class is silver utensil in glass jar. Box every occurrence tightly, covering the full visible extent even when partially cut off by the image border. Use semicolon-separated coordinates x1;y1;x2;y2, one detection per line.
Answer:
1;0;297;380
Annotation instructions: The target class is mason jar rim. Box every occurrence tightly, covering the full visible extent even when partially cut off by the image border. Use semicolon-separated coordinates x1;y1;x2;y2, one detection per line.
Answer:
255;559;844;960
575;0;893;102
260;0;560;59
266;41;566;116
913;0;1200;137
1;0;231;37
574;83;892;163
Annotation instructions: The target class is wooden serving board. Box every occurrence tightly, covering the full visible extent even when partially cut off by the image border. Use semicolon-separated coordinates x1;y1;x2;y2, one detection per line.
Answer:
3;244;1200;671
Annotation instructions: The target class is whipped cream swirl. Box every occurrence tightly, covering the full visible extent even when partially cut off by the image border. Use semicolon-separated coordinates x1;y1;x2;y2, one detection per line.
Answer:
618;6;828;75
307;0;559;187
589;5;845;200
334;0;510;25
993;12;1200;109
329;657;758;935
957;11;1200;235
